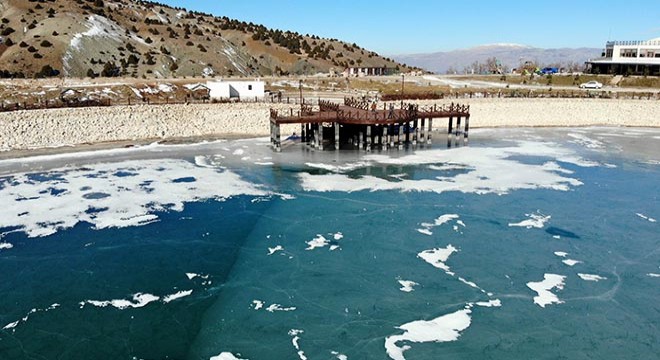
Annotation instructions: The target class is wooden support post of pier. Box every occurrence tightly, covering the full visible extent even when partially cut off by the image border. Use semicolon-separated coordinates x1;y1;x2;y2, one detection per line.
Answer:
427;118;433;145
366;125;372;152
405;122;410;146
313;125;318;148
447;116;453;148
374;125;380;147
318;124;324;150
464;115;470;146
398;123;404;150
413;119;419;146
275;123;281;152
335;122;340;150
383;126;389;149
358;131;364;150
270;121;274;146
301;124;305;143
420;118;426;146
455;116;462;148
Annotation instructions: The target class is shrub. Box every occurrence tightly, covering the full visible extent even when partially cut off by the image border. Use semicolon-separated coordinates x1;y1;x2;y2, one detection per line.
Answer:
0;27;15;36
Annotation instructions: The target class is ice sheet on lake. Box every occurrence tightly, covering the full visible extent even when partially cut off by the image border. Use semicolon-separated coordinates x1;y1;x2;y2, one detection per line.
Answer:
0;242;13;251
299;141;590;195
526;274;566;308
0;159;268;238
509;212;551;229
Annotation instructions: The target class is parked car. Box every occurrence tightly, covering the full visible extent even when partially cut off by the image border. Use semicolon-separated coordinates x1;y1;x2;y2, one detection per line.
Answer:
580;81;603;89
541;67;559;75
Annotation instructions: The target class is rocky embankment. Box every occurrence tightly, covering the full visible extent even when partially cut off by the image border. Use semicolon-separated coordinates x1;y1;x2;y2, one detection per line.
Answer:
1;99;659;152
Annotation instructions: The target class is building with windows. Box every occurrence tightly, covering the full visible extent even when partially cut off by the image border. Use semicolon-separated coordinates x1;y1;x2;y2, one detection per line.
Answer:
343;66;396;77
587;38;660;75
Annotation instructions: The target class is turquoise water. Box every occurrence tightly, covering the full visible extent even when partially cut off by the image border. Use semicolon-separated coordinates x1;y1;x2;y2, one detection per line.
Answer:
0;128;658;359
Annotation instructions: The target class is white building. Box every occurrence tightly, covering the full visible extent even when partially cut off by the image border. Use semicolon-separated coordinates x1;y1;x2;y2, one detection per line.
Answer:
205;80;265;100
588;38;660;75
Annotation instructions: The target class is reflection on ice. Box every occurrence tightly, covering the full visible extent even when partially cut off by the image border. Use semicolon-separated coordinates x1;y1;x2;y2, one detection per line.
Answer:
299;141;590;195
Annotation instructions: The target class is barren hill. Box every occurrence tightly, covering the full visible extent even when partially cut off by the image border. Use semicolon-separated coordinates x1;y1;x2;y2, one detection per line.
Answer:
393;44;601;74
0;0;408;78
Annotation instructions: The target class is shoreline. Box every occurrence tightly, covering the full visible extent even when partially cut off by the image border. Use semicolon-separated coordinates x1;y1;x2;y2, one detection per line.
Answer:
1;98;659;158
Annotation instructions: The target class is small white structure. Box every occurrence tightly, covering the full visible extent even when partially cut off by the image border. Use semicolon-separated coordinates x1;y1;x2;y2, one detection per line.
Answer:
206;80;265;100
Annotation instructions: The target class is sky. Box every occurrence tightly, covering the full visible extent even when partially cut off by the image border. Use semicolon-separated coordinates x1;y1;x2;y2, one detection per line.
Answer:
158;0;660;55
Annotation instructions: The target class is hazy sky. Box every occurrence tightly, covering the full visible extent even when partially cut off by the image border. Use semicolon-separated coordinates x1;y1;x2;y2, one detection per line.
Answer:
158;0;660;55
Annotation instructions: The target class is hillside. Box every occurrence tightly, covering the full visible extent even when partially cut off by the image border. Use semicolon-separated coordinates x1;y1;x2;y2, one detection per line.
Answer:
393;43;601;74
0;0;408;78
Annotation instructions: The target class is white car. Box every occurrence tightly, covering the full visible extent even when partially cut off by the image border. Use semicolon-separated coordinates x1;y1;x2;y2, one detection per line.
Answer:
580;81;603;89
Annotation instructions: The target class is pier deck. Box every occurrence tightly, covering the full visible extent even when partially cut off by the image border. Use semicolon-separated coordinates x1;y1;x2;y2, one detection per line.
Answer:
269;98;470;151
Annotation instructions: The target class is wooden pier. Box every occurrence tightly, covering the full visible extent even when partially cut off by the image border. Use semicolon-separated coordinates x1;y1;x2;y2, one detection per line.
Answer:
269;98;470;152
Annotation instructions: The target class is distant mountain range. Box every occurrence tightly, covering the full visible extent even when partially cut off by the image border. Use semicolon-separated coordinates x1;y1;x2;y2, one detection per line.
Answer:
0;0;407;78
393;43;602;73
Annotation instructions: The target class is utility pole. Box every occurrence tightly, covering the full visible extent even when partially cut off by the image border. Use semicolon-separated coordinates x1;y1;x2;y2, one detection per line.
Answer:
400;73;405;107
299;79;303;112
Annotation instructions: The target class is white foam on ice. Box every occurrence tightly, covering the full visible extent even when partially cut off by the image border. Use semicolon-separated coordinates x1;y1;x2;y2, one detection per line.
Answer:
306;235;329;250
418;245;458;274
577;273;607;282
417;228;433;236
636;213;657;222
232;149;245;156
288;329;307;360
330;351;348;360
305;233;343;251
508;213;551;229
562;259;581;267
268;245;284;255
299;141;589;195
554;251;568;257
398;280;419;293
567;133;605;149
306;162;371;173
0;159;268;238
385;305;473;360
647;273;660;278
80;293;160;310
526;274;566;308
252;300;264;310
0;242;13;250
210;353;247;360
417;214;460;235
474;299;502;307
265;304;296;312
3;303;60;331
163;290;193;303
